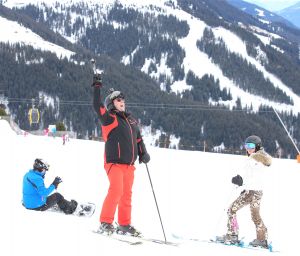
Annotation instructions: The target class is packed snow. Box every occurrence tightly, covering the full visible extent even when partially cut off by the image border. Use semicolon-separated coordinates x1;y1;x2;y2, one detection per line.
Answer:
1;118;300;256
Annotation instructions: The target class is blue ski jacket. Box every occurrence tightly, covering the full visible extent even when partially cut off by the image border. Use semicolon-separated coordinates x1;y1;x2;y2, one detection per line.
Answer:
22;169;55;209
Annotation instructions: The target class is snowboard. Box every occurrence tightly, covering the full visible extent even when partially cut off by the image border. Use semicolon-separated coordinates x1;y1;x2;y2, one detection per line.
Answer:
48;202;96;217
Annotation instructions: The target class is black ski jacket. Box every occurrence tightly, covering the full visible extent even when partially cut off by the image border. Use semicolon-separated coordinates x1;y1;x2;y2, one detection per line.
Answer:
93;87;147;165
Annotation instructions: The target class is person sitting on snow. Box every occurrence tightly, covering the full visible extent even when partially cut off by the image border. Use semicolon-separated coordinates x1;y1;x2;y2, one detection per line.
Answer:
22;158;78;214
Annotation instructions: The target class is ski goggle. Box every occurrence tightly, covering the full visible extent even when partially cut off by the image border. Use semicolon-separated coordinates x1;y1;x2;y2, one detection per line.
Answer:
115;98;125;102
244;143;256;150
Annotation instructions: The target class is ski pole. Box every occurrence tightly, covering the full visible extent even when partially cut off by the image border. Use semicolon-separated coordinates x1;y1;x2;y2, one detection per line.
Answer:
145;163;167;243
272;106;300;154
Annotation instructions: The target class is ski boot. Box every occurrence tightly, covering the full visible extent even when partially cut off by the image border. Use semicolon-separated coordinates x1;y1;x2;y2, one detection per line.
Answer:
249;239;268;249
216;234;240;245
63;200;78;214
97;222;115;235
116;224;142;237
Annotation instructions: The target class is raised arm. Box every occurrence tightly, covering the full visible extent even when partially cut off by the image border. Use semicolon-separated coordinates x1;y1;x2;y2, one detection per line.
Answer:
92;75;114;125
93;86;104;114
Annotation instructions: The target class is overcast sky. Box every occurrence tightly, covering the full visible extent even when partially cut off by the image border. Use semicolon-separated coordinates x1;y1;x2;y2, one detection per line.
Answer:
243;0;299;11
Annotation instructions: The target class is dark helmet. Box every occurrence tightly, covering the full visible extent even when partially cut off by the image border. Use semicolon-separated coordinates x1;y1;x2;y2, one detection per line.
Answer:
245;135;262;152
33;158;49;172
104;89;125;111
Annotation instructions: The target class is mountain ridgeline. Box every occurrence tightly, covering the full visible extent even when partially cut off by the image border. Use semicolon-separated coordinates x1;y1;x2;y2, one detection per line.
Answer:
226;0;298;29
278;2;300;29
1;0;300;158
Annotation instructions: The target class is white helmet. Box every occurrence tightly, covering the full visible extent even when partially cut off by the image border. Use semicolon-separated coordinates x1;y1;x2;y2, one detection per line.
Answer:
104;89;125;111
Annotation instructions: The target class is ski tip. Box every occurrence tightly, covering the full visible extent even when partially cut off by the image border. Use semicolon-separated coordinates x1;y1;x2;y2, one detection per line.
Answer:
93;229;114;236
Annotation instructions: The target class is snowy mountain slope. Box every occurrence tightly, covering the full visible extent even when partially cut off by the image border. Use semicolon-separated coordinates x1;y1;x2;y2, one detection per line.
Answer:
210;26;300;112
1;118;300;256
0;16;74;59
169;10;300;112
4;0;300;115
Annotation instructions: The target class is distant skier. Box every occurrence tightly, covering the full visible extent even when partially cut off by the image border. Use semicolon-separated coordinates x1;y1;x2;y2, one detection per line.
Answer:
44;128;49;136
22;158;78;214
92;73;150;236
217;135;272;248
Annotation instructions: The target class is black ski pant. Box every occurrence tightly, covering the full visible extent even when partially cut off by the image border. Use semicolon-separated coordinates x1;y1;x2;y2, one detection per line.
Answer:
32;192;77;214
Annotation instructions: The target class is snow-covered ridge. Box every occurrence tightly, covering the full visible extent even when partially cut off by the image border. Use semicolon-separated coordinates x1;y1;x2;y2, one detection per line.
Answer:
3;0;175;9
162;7;300;113
0;16;74;59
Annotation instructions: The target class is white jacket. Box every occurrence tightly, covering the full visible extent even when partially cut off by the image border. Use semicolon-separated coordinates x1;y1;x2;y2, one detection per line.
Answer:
240;149;272;191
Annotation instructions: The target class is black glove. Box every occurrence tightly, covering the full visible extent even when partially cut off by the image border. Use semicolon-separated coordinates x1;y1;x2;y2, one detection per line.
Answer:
232;174;243;186
139;152;150;164
92;73;103;88
52;176;62;189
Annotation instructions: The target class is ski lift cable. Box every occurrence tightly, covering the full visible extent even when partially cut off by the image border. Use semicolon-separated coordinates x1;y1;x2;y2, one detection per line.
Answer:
6;97;275;113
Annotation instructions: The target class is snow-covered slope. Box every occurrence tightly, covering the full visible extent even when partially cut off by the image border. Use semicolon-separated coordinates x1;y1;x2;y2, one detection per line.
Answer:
1;118;300;255
3;0;170;8
0;16;74;59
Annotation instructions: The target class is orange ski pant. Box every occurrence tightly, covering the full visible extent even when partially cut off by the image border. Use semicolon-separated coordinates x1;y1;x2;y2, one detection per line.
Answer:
100;163;135;225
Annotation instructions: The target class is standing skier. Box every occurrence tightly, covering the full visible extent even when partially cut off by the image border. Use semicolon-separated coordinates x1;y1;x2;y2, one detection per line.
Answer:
92;74;150;236
22;158;78;214
217;135;272;248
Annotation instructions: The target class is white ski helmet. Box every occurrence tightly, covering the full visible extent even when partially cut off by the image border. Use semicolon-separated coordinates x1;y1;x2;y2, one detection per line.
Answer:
104;89;125;111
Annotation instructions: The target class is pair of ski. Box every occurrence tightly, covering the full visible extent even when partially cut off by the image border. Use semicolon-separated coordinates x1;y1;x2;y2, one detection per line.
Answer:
172;234;279;253
93;230;179;246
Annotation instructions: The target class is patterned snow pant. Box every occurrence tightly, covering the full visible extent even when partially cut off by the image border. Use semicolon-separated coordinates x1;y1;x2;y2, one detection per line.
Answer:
227;190;268;240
